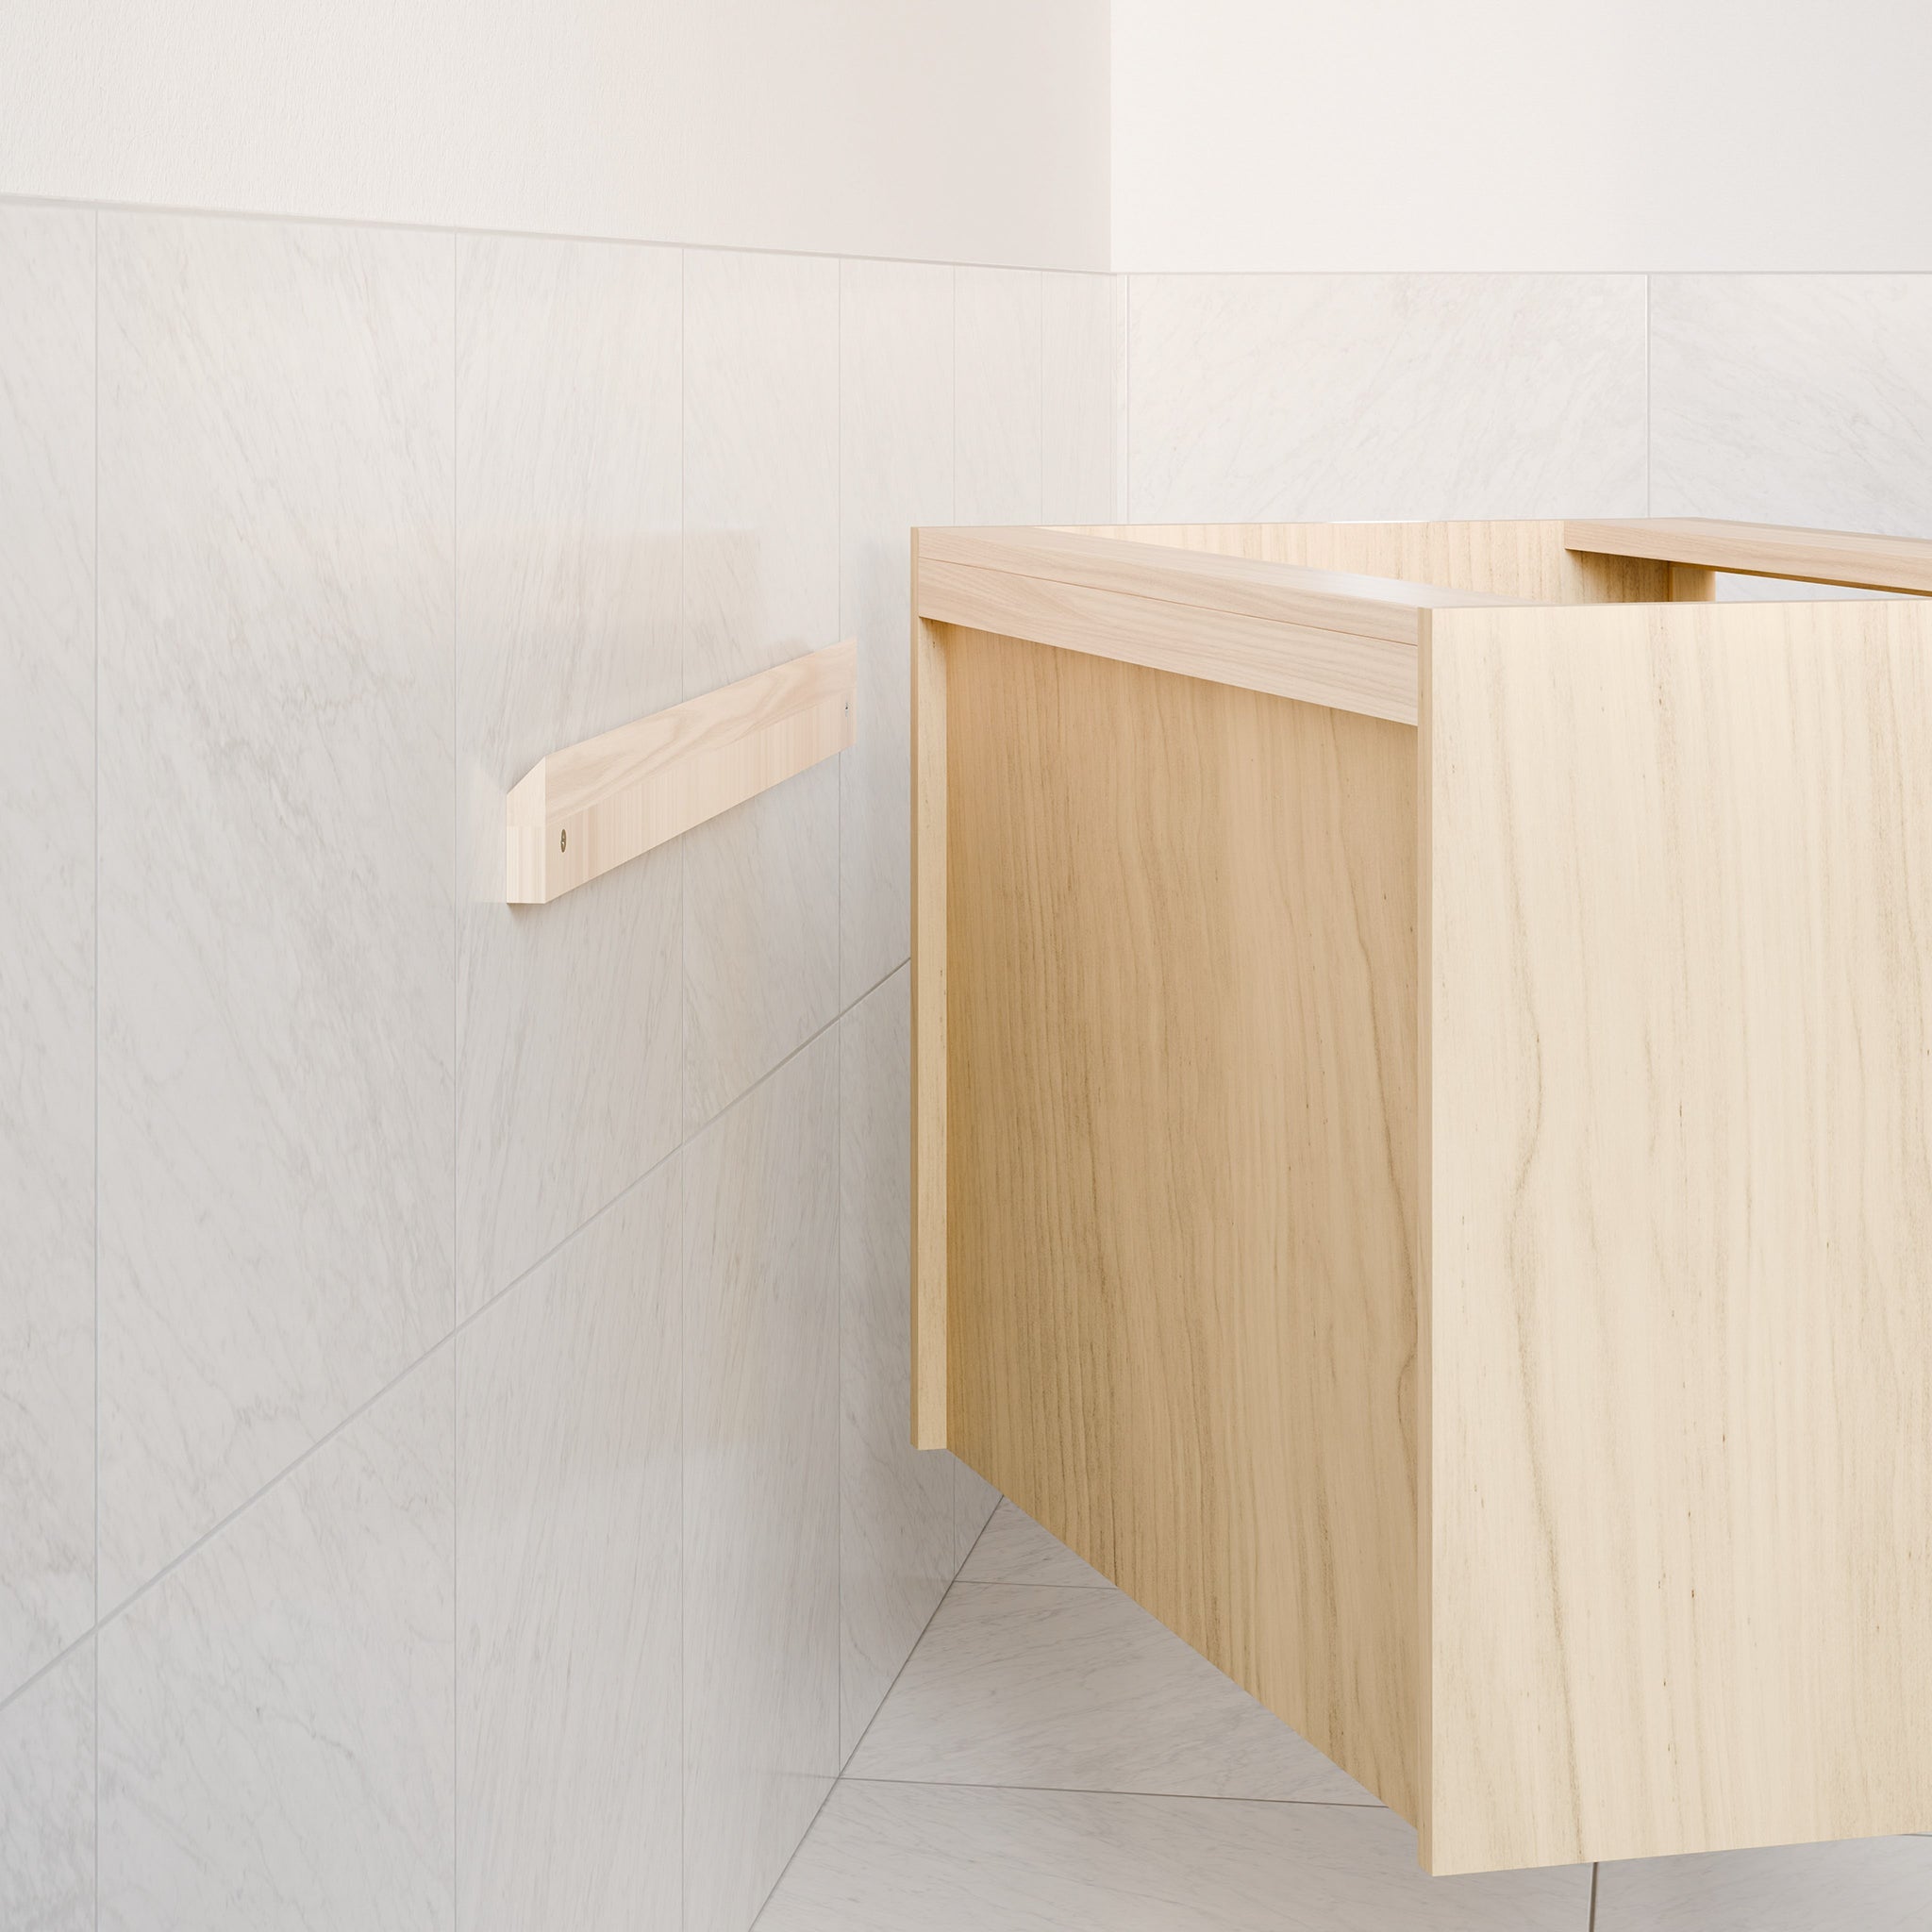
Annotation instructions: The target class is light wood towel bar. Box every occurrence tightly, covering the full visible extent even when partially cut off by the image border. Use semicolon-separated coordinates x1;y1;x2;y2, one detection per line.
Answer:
505;638;855;905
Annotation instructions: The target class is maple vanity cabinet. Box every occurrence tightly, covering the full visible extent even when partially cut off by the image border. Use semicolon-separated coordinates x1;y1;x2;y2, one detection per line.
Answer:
910;516;1932;1874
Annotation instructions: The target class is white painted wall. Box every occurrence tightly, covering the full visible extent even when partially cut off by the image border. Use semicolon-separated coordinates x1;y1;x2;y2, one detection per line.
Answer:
1112;0;1932;272
0;0;1110;269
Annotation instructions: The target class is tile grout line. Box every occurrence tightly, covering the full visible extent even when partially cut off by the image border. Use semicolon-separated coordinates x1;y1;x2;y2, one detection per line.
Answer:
675;241;689;1932
835;1773;1392;1813
92;201;101;1932
448;225;460;1924
832;242;844;1852
0;186;1117;279
752;1501;1004;1925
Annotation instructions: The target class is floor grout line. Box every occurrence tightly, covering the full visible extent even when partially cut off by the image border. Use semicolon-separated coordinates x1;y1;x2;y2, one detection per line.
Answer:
833;1773;1392;1812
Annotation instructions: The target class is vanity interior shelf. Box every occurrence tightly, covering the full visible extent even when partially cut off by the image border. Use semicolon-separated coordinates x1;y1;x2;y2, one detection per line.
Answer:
910;517;1932;1874
506;638;854;904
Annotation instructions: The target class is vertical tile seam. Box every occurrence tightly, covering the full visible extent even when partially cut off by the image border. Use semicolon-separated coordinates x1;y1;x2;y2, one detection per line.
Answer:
675;240;689;1932
1644;272;1652;517
833;249;845;1788
92;199;102;1932
448;225;459;1926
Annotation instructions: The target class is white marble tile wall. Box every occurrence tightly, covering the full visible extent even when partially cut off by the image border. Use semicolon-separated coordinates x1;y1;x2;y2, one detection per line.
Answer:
1125;273;1648;524
838;258;953;1005
1652;275;1932;534
2;182;1116;1930
458;1162;681;1932
0;204;95;1703
840;967;954;1757
681;249;842;1132
956;266;1045;524
97;1347;456;1932
683;1035;841;1932
94;212;458;1610
455;234;684;1317
0;1641;94;1931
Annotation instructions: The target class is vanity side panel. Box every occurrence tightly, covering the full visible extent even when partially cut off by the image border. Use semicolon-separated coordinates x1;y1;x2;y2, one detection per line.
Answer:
1073;520;1670;604
1424;598;1932;1872
942;624;1421;1817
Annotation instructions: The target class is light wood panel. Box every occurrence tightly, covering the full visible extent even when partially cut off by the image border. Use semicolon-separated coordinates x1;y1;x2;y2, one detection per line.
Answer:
1564;515;1932;594
943;625;1422;1819
1424;595;1932;1872
1075;519;1673;604
910;536;949;1448
917;557;1423;724
505;639;855;905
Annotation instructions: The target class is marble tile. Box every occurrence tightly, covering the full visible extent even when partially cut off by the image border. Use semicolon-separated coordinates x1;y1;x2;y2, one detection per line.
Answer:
0;1641;95;1932
838;258;952;1003
1127;273;1648;524
684;1035;841;1932
457;1159;681;1932
1596;1835;1932;1930
1652;275;1932;535
757;1780;1591;1931
1111;272;1133;522
955;266;1043;525
682;249;841;1128
953;1459;1003;1571
958;1499;1109;1590
840;967;953;1760
94;212;457;1607
1042;271;1117;523
0;203;95;1697
849;1581;1374;1803
97;1346;455;1932
455;232;683;1317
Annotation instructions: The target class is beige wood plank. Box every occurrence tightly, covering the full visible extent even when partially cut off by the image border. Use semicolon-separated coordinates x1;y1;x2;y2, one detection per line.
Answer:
910;539;949;1449
505;639;855;905
1075;520;1673;604
921;524;1512;638
917;558;1421;724
944;625;1421;1819
1424;595;1932;1872
1565;515;1932;594
1669;562;1718;601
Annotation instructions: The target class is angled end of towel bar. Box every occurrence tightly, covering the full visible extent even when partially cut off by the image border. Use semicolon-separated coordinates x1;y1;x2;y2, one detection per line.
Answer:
505;638;857;906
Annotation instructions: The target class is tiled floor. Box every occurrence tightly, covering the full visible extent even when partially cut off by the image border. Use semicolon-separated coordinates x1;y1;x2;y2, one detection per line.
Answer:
756;1499;1932;1930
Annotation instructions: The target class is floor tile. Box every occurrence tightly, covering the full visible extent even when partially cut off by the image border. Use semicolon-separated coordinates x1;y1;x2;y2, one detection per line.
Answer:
1595;1834;1932;1930
958;1500;1109;1590
757;1780;1591;1931
847;1581;1373;1803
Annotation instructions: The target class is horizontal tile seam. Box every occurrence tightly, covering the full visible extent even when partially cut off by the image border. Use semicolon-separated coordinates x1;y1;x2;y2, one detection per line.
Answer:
0;189;1112;279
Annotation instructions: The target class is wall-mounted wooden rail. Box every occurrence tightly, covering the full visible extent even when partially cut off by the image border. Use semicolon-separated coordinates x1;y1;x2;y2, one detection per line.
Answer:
1566;515;1932;594
506;639;855;905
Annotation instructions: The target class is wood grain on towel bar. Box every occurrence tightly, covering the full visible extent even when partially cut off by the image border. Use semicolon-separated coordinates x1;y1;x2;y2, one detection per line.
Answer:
505;638;855;905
